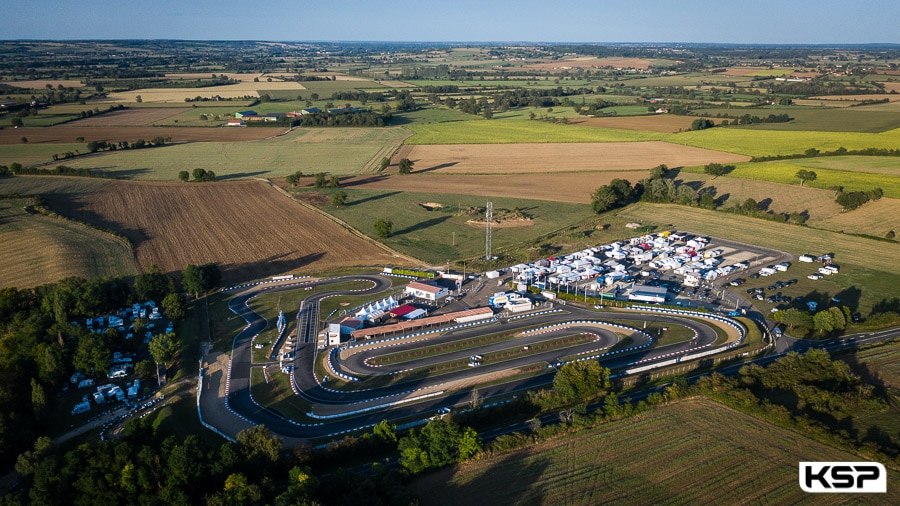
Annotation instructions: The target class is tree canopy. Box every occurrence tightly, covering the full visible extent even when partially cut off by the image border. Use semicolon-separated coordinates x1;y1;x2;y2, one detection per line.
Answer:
181;263;222;297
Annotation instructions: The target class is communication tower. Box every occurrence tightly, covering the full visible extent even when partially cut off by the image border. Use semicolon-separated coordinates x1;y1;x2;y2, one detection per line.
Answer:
485;201;492;261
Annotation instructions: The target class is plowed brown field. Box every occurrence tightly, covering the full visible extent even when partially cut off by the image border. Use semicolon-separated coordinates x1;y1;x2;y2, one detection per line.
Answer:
395;142;749;174
340;172;650;203
0;126;279;144
50;180;402;281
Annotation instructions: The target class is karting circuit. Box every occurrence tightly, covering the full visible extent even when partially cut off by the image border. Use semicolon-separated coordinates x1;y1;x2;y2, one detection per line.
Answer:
200;274;744;441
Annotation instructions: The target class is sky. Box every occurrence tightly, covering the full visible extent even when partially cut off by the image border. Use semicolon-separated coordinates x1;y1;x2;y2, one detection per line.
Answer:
6;0;899;44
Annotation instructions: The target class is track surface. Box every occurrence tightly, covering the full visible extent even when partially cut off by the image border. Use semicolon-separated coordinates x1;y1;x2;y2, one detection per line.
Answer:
209;275;729;439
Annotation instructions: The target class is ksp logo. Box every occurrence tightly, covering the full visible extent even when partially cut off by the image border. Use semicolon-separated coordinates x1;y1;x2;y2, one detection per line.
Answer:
799;462;887;493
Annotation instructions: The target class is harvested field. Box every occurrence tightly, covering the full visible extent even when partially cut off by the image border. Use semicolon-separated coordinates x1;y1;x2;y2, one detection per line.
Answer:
395;142;749;174
813;198;900;238
3;79;85;89
569;115;699;133
341;172;650;204
49;180;403;282
410;397;898;506
0;175;110;198
670;172;844;222
0;126;279;145
522;57;654;71
0;198;135;288
164;73;262;82
104;81;305;103
64;108;188;126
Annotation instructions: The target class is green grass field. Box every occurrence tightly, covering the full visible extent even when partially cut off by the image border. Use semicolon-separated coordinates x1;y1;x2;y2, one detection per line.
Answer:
301;189;597;265
409;397;898;505
405;119;665;144
843;341;900;461
680;160;900;198
695;107;900;133
0;143;85;166
0;197;135;288
851;341;900;390
59;127;410;180
668;126;900;157
782;155;900;175
0;174;110;198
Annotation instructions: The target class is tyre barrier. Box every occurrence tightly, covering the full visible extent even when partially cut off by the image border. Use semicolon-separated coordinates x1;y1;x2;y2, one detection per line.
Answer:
507;308;565;321
222;275;312;292
328;348;360;382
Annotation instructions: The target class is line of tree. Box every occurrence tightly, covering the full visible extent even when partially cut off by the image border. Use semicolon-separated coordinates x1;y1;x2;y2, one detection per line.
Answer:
293;110;389;127
751;146;900;163
2;163;98;178
179;168;217;182
716;112;792;126
590;165;807;225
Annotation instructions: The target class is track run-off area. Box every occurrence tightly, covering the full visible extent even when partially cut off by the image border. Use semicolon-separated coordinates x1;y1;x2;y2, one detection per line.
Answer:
199;275;745;441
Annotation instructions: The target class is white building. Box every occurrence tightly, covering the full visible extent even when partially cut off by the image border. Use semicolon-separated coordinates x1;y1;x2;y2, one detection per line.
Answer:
405;281;449;301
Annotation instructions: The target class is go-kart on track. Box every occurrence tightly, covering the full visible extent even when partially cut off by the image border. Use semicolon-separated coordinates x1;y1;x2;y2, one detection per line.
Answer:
210;275;733;440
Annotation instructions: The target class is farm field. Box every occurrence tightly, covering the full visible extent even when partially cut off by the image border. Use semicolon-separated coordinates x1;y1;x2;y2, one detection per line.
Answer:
668;171;844;219
3;79;86;88
409;397;898;506
779;155;900;175
681;160;900;199
0;125;278;145
104;81;307;103
58;127;410;180
405;119;667;144
0;175;111;198
0;142;83;166
48;180;402;281
296;188;596;264
396;142;749;174
0;198;135;288
569;114;699;133
813;198;900;238
695;107;900;133
521;56;657;71
338;172;642;204
65;108;188;126
852;342;900;390
668;127;900;157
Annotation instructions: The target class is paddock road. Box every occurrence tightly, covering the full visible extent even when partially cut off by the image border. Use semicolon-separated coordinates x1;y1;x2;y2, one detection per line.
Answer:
204;275;734;440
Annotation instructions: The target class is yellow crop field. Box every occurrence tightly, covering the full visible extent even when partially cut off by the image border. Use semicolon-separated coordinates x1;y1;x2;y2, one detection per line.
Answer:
105;81;306;104
668;127;900;157
682;161;900;199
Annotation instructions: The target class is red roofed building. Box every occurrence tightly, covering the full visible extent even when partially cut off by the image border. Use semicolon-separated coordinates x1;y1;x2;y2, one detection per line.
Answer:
389;304;417;318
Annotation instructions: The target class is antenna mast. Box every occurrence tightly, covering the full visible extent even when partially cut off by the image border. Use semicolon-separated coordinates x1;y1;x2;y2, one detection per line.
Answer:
485;201;492;261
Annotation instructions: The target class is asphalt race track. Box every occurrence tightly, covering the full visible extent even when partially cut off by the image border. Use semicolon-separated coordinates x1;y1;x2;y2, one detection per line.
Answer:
208;275;737;439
